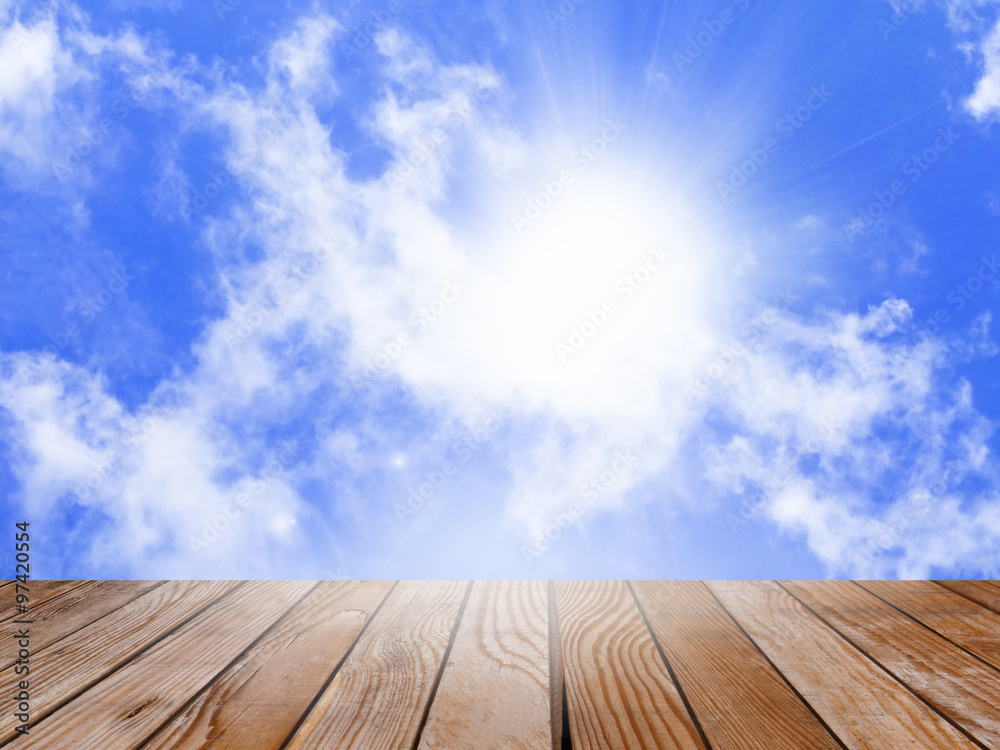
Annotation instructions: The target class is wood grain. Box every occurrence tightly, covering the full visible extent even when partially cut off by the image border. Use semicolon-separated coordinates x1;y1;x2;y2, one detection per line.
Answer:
16;580;313;749
631;580;840;750
783;580;1000;747
284;580;469;750
140;581;394;750
547;581;564;750
1;581;86;624
861;579;1000;671
936;580;1000;614
710;580;982;749
0;580;238;744
9;580;1000;749
0;581;161;671
556;581;707;750
417;580;551;750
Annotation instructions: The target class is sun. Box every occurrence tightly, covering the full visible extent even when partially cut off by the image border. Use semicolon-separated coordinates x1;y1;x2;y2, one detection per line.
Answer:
399;156;739;419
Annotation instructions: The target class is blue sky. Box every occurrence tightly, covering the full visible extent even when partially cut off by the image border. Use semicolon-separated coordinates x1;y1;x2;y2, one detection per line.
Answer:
2;0;1000;579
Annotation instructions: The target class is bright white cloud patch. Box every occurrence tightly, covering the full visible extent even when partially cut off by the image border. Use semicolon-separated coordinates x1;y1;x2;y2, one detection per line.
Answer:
966;16;1000;118
0;2;165;188
0;4;999;578
884;1;1000;119
0;9;83;177
919;0;1000;119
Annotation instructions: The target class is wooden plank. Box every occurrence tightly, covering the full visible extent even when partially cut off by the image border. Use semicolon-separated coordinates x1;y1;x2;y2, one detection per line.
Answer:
14;580;313;749
937;580;1000;614
417;581;551;750
548;581;565;750
0;580;238;744
631;580;840;750
284;580;469;750
1;581;86;624
556;581;707;750
783;580;1000;748
709;581;982;749
860;580;1000;672
141;581;394;750
0;581;162;671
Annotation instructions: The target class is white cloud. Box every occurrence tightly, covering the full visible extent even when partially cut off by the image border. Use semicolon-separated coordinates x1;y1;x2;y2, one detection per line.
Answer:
1;5;999;579
704;299;1000;577
0;3;175;189
267;15;340;97
0;352;305;577
902;0;1000;119
0;9;86;178
966;14;1000;118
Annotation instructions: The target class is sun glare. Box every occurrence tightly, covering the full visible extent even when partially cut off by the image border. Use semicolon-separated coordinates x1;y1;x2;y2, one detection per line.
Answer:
399;159;737;419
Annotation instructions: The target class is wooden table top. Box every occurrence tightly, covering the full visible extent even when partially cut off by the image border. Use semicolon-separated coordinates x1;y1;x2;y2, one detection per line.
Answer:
2;579;999;748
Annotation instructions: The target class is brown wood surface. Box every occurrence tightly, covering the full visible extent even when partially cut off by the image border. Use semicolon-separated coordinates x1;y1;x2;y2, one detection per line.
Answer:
15;581;313;749
2;581;86;625
417;580;552;750
0;580;238;744
783;580;1000;748
937;580;1000;614
547;581;565;750
709;580;982;749
557;581;707;750
861;580;1000;671
4;580;1000;749
1;581;161;671
631;580;840;750
141;580;394;750
284;580;469;750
